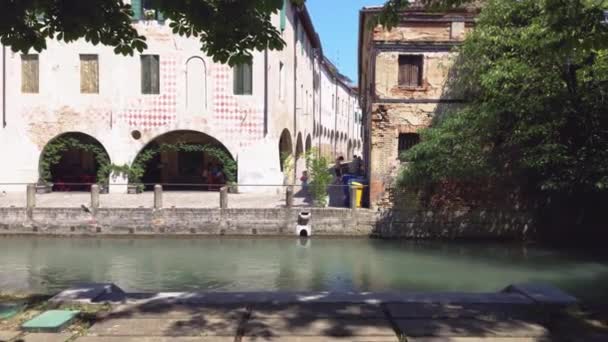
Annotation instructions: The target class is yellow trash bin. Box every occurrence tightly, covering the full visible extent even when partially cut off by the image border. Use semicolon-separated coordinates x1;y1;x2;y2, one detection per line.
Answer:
351;182;363;208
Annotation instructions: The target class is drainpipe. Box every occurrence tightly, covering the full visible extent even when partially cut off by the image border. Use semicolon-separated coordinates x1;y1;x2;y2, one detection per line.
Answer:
293;14;298;148
2;45;6;128
318;62;322;157
263;48;268;136
334;79;338;157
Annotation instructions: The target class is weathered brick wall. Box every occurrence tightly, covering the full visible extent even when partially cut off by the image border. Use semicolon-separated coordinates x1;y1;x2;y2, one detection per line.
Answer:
0;208;376;236
361;8;476;209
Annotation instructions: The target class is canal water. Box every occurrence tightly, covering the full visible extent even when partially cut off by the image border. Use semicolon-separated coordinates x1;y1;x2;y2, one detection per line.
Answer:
1;237;607;302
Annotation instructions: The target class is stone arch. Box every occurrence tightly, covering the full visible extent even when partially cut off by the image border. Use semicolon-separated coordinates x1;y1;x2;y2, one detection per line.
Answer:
39;132;111;192
305;134;312;153
133;130;234;191
278;128;293;172
186;56;208;114
295;132;304;160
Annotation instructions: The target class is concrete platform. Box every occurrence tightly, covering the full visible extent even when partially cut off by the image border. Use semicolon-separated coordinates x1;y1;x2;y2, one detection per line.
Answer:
21;333;74;342
241;337;400;342
88;317;241;337
242;317;397;337
394;319;549;338
0;331;21;342
250;303;386;319
76;337;236;342
385;303;546;321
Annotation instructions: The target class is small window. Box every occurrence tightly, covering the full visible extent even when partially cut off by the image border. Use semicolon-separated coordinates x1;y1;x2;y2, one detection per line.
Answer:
233;62;252;95
279;62;285;100
21;54;39;93
398;55;423;87
398;133;420;158
141;55;160;94
80;54;99;93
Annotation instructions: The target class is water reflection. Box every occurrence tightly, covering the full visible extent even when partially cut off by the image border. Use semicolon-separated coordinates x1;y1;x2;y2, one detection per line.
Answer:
0;237;606;302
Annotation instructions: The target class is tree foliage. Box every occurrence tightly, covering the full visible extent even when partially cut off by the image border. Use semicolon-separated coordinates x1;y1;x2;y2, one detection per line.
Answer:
399;0;608;240
0;0;303;65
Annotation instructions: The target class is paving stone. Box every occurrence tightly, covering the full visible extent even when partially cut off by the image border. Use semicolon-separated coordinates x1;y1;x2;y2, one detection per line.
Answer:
395;319;548;338
242;317;396;337
76;337;235;342
104;303;247;320
21;333;74;342
88;317;240;337
0;331;21;342
385;303;545;321
407;338;544;342
241;337;400;342
250;303;386;319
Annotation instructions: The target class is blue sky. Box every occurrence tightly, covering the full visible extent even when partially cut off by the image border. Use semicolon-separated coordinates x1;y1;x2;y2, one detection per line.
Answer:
306;0;382;84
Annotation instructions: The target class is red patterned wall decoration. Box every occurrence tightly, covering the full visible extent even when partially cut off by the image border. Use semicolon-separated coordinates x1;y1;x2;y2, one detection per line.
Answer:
118;56;178;129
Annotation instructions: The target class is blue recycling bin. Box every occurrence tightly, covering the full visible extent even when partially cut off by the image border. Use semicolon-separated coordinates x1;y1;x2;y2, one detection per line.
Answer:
344;176;367;207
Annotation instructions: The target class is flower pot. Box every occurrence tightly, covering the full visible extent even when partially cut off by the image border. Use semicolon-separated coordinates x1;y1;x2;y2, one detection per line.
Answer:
228;184;239;194
99;185;109;194
128;184;143;194
35;183;53;194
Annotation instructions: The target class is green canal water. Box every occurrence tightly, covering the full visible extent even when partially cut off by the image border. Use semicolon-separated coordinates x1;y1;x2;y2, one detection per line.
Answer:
0;237;606;302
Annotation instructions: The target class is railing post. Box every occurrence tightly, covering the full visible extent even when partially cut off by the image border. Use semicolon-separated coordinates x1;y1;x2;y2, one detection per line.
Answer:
220;186;228;209
350;185;357;210
286;186;294;208
154;184;162;209
90;184;100;213
26;184;36;216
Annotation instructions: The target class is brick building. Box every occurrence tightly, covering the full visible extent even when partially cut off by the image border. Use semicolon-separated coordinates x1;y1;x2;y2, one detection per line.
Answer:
0;0;362;193
358;4;477;208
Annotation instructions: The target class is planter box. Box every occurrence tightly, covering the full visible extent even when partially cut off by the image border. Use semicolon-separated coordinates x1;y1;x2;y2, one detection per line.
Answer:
127;184;143;194
36;183;53;194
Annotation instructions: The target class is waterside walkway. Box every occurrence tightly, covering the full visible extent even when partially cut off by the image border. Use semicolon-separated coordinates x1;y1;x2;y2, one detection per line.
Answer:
3;283;607;341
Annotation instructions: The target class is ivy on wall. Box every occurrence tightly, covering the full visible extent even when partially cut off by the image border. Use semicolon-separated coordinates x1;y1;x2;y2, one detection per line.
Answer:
39;136;111;184
128;143;237;184
40;139;236;187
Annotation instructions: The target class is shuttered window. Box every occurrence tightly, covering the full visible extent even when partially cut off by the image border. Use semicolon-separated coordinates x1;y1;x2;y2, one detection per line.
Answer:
80;54;99;93
131;0;142;20
398;55;423;87
21;54;39;93
398;133;420;157
233;62;252;95
280;0;287;31
141;55;160;94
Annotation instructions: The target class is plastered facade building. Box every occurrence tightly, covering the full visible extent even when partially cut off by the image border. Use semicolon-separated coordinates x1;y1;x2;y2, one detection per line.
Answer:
0;0;362;193
358;5;477;208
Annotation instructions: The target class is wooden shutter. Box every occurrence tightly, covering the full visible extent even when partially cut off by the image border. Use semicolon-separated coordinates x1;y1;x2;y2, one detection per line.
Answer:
398;55;422;87
150;55;160;93
233;62;252;95
80;54;99;93
141;55;160;94
131;0;142;20
21;54;39;93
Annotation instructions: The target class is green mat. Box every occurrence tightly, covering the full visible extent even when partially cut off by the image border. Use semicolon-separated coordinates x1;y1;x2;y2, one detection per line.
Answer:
21;310;80;332
0;303;23;320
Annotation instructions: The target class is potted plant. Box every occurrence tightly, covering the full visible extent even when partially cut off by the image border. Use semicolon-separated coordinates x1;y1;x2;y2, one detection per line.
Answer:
306;149;332;207
227;181;239;194
35;179;53;194
143;9;156;20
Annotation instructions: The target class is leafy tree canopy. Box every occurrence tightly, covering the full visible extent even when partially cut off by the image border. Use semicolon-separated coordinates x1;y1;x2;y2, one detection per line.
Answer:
399;0;608;238
0;0;303;65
